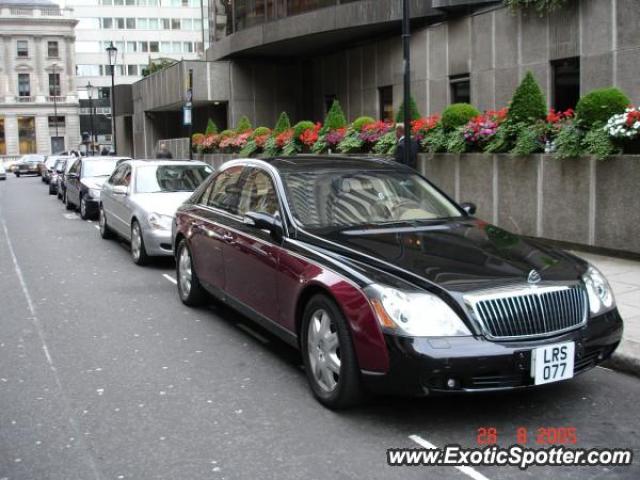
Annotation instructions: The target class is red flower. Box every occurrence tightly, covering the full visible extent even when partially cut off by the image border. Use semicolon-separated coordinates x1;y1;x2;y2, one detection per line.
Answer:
625;108;640;127
275;129;294;148
411;115;440;140
546;108;574;124
299;123;321;147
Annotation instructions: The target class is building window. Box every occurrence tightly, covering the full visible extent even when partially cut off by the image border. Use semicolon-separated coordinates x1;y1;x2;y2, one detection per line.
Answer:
18;73;30;97
162;18;170;30
552;58;580;111
126;18;136;29
101;0;113;4
171;18;181;30
48;116;65;129
182;18;193;30
450;74;471;104
183;41;193;53
137;18;148;29
127;65;138;76
149;18;159;29
127;41;137;52
139;41;149;52
149;41;159;53
99;87;110;99
47;41;59;58
102;18;113;29
378;86;393;122
0;117;5;155
17;40;29;58
18;117;36;154
126;0;135;5
114;0;124;4
49;73;61;96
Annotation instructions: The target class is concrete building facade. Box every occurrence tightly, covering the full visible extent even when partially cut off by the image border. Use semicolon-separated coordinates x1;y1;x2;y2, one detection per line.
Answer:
0;0;80;157
130;0;640;158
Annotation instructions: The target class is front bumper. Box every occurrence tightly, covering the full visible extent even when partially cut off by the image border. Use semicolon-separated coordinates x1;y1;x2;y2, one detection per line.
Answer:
362;309;623;396
83;197;100;216
142;227;174;257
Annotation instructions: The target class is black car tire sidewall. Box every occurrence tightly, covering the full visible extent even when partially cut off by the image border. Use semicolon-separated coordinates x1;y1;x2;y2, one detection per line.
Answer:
176;240;207;307
99;206;113;239
301;294;364;409
131;221;150;266
80;195;90;220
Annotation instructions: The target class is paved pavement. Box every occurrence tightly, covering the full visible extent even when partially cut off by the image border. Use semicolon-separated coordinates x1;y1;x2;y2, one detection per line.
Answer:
571;251;640;376
1;176;639;480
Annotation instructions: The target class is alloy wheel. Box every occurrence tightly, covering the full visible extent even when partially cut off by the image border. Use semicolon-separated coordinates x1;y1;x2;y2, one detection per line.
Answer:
178;245;192;298
99;208;107;235
131;223;142;261
307;308;341;392
80;197;87;218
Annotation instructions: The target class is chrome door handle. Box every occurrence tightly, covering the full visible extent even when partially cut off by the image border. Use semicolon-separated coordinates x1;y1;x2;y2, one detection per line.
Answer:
222;233;234;243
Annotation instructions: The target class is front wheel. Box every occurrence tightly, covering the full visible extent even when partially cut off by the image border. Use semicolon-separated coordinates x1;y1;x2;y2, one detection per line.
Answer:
131;221;150;266
80;195;91;220
64;191;74;210
301;295;364;409
176;239;207;306
99;206;113;239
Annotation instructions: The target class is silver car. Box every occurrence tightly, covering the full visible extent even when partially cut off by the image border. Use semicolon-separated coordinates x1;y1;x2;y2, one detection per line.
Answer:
99;159;213;265
0;163;6;180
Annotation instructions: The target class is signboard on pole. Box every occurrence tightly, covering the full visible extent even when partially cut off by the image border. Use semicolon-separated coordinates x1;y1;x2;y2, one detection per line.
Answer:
183;102;192;126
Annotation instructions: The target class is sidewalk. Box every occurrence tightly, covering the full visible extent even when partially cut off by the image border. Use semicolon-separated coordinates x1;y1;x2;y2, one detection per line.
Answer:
572;251;640;376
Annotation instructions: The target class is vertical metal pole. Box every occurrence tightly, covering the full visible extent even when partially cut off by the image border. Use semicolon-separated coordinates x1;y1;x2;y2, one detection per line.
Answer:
53;68;59;138
188;68;193;160
89;97;95;156
110;67;117;154
402;0;411;167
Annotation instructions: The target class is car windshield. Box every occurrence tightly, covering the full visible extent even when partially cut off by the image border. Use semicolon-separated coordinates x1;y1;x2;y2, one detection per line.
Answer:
82;159;120;178
281;169;463;229
135;164;213;193
45;157;58;168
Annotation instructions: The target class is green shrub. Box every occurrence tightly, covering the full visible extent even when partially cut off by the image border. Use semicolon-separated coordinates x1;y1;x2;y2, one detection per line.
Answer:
338;131;364;153
235;116;252;133
323;100;347;131
575;88;630;128
485;122;520;153
441;103;480;131
553;124;583;160
273;112;291;135
504;0;569;15
239;140;258;157
205;119;218;135
263;136;279;156
395;96;422;123
582;126;617;160
352;116;375;131
372;131;397;155
507;71;547;124
446;128;467;153
293;121;316;139
251;126;271;138
422;126;449;153
511;123;545;156
219;129;234;138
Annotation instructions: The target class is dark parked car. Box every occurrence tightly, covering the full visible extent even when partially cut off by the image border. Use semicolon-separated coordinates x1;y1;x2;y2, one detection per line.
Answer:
41;155;66;184
64;157;130;219
58;157;77;201
48;158;70;195
14;154;45;177
172;157;623;409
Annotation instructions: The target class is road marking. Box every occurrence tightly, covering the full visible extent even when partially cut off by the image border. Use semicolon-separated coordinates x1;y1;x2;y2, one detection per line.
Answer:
63;213;78;220
94;225;100;230
409;435;491;480
162;274;177;285
597;366;615;373
236;323;269;344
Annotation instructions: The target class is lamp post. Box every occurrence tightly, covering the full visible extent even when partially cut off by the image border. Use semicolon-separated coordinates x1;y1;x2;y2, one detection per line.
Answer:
50;64;61;139
86;81;96;156
106;41;118;154
402;0;411;167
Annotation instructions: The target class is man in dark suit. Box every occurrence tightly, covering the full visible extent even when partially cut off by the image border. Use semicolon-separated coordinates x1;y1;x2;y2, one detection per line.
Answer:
394;123;419;169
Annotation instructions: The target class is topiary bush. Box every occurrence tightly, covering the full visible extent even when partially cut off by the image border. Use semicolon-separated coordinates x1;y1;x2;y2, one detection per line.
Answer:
273;112;291;135
205;118;218;135
507;71;547;124
352;116;375;132
293;121;316;139
323;99;347;131
395;96;422;123
235;116;252;133
251;126;271;138
441;103;481;131
575;88;630;129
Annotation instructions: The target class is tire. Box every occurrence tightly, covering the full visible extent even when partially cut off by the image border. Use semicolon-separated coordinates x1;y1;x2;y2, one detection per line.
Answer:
79;195;90;220
64;190;74;210
48;185;56;195
176;239;207;306
99;206;114;239
130;220;150;266
15;172;20;178
301;294;364;409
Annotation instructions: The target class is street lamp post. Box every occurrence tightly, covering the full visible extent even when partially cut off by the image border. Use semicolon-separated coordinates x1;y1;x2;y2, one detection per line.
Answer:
106;42;118;155
402;0;411;167
51;64;61;140
86;81;96;156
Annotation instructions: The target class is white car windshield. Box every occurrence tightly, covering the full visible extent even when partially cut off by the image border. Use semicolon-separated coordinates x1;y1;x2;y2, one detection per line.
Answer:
82;159;120;178
135;164;213;193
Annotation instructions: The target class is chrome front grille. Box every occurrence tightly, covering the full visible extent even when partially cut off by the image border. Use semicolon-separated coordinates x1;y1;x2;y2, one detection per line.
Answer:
466;285;587;339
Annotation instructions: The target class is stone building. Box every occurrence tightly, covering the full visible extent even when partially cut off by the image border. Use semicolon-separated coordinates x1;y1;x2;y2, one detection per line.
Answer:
128;0;640;158
0;0;80;157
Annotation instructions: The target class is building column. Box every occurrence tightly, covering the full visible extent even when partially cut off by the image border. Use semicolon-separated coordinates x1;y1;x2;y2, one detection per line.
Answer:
65;37;75;94
65;111;80;150
34;37;45;98
35;114;50;154
4;114;19;156
3;36;14;101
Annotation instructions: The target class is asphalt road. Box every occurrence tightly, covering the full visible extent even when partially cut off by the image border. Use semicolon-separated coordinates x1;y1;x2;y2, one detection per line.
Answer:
1;175;639;480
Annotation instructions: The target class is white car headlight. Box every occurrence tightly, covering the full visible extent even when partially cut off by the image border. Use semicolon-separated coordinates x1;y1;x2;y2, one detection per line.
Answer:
365;284;471;337
89;188;102;199
582;265;615;315
148;212;173;231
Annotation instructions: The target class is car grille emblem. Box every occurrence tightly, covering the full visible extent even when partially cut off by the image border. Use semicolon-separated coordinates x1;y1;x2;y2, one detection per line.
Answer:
527;269;541;284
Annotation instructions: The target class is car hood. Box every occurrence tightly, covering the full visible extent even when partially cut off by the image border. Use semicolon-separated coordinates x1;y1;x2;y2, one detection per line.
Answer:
132;192;192;217
81;177;108;190
299;219;587;293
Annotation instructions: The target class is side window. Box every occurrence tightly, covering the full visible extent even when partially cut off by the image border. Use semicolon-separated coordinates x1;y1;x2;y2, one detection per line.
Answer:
206;166;244;214
70;159;81;175
108;164;126;185
121;166;132;187
238;169;280;217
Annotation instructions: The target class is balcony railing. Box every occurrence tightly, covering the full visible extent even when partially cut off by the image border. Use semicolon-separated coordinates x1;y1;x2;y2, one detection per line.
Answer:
17;96;35;103
47;96;65;103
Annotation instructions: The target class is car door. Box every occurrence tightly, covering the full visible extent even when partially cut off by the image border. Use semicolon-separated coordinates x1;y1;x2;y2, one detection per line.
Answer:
110;164;133;238
101;164;125;234
66;159;82;204
189;166;245;295
222;167;283;323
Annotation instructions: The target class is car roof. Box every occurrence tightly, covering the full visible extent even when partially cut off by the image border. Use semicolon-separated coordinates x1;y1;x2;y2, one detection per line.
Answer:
126;159;209;167
256;155;404;173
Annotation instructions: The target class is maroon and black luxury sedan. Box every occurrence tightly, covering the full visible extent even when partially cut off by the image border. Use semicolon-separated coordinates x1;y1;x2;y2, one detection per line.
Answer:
172;156;623;408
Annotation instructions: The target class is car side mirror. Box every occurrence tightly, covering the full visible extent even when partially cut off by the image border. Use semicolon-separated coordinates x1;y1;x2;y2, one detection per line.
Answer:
460;202;477;216
112;185;128;195
244;211;283;241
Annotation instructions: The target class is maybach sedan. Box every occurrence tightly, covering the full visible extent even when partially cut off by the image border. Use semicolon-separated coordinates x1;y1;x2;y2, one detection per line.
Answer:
171;156;623;409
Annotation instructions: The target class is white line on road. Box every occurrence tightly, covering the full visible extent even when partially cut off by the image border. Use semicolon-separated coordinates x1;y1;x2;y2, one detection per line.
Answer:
237;323;269;344
95;225;100;230
409;435;491;480
162;274;177;284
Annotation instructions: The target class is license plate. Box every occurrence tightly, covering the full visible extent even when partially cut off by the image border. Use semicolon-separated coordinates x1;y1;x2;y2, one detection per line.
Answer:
531;342;575;385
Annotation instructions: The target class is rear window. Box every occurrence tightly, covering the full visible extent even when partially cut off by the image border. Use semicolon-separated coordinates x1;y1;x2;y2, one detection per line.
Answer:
135;164;213;193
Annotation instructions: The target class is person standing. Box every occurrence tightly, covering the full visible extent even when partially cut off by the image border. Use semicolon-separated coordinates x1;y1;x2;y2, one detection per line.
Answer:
394;123;419;169
156;143;174;159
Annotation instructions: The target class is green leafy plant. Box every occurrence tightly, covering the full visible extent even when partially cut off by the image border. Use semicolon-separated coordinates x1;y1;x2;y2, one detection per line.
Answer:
446;128;467;153
235;116;252;133
323;100;348;132
338;129;364;153
352;116;375;132
553;123;583;160
293;121;316;139
503;0;569;15
395;96;422;123
251;126;271;139
141;58;176;77
582;125;617;160
273;112;291;135
575;88;630;129
372;131;397;155
422;126;449;153
511;122;545;156
205;119;218;135
441;103;481;131
507;71;547;125
239;140;258;157
263;136;279;156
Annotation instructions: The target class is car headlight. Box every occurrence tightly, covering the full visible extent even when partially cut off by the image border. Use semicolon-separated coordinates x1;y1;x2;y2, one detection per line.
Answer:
89;188;101;199
365;284;471;337
582;265;615;315
148;212;173;231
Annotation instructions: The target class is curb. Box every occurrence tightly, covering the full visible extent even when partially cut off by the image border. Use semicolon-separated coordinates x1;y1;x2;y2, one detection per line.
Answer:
602;340;640;378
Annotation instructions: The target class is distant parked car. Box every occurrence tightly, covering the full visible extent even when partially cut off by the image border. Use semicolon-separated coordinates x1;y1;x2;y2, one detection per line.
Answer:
41;156;63;184
64;156;131;219
0;163;6;181
58;157;76;201
100;159;212;265
14;154;45;177
48;158;70;195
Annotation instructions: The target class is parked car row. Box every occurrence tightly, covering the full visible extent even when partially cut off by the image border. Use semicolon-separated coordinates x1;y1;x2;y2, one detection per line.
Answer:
36;154;624;409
